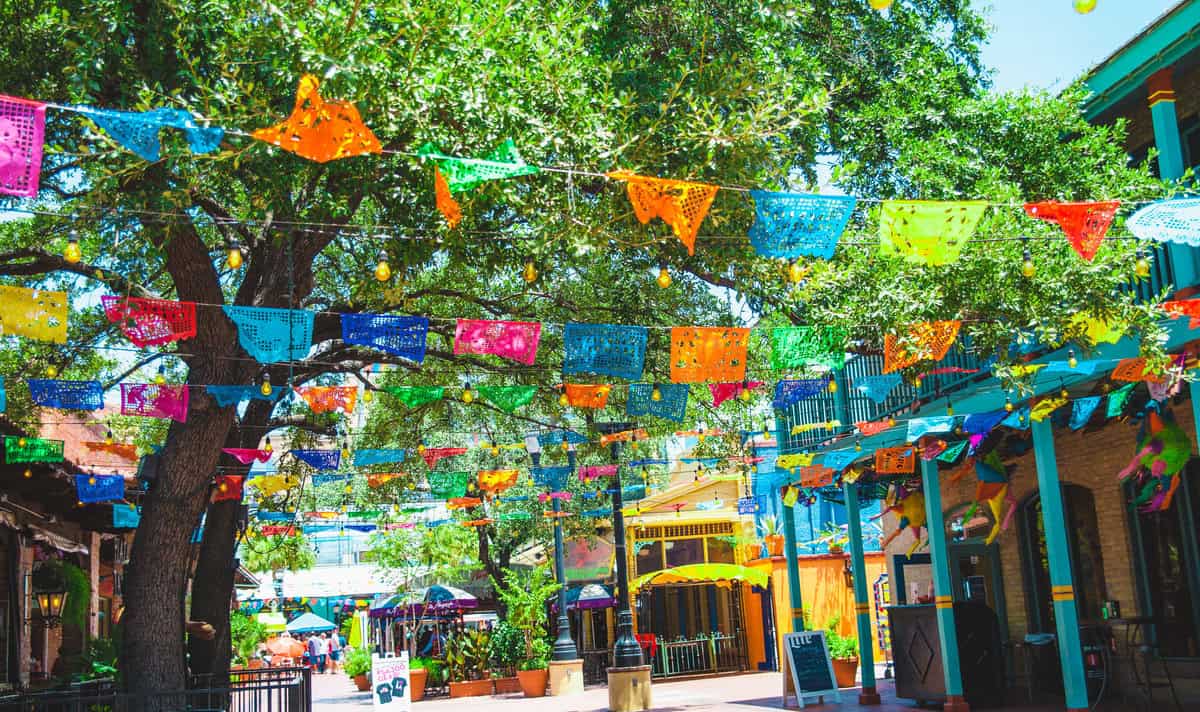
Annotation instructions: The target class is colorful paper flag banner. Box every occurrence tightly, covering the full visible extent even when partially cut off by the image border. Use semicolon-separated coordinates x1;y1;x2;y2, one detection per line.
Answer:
1001;406;1030;430
205;385;285;407
747;191;857;260
385;386;444;408
537;430;589;447
1024;200;1120;261
433;166;462;228
340;313;428;362
776;453;815;471
223;448;271;464
291;449;341;471
772;377;829;409
353;449;406;467
822;450;860;473
28;379;103;410
737;497;758;515
1161;299;1200;328
113;504;140;529
670;327;750;383
564;384;612;408
878;200;987;266
1127;198;1200;246
883;320;962;374
0;376;5;413
0;95;46;197
0;285;68;343
420;447;468;468
214;475;244;502
120;383;189;422
874;446;915;474
906;416;955;441
477;385;538;413
963;410;1007;436
770;327;847;370
607;171;719;255
295;386;358;414
76;474;125;503
428;471;470;499
856;420;891;436
478;468;520;494
709;381;763;407
4;435;64;463
531;466;571;491
562;323;648;380
223;306;314;363
1111;357;1161;383
252;75;381;163
579;464;619;481
938;440;969;463
1106;383;1135;418
1070;396;1102;430
101;296;197;347
417;139;539;192
454;319;541;365
84;441;138;459
367;473;402;488
626;383;689;422
855;374;902;404
1030;396;1067;422
74;106;223;161
799;464;835;488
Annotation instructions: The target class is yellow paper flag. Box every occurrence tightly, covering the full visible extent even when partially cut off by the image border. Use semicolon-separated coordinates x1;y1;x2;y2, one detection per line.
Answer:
0;285;68;343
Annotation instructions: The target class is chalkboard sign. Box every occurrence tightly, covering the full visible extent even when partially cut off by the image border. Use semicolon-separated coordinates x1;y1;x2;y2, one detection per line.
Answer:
782;631;840;708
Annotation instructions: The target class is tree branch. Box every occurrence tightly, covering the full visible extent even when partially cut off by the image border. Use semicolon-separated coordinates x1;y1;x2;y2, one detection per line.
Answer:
0;248;156;297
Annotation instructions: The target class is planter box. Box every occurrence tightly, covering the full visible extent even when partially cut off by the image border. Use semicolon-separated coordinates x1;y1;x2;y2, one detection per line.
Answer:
493;676;521;694
449;679;494;698
517;668;548;698
410;668;428;701
832;657;859;688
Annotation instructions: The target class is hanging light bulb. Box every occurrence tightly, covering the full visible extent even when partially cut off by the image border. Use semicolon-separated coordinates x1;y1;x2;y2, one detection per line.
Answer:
417;440;427;455
1067;349;1078;369
63;230;82;264
219;481;229;494
739;381;753;402
869;0;894;10
23;468;31;479
1135;249;1151;279
154;364;167;386
697;426;706;443
887;416;896;427
344;484;353;494
788;260;806;285
946;402;954;417
913;376;923;389
461;383;475;403
561;435;569;453
105;430;114;445
762;421;771;438
1061;386;1070;399
16;438;26;447
45;364;58;377
363;388;373;403
226;244;244;270
264;437;273;453
88;475;97;486
341;439;351;461
1022;244;1035;278
490;445;500;456
559;391;570;407
522;260;538;284
1004;397;1014;413
651;385;662;401
374;250;392;282
827;378;838;394
260;372;273;397
1073;0;1097;14
656;261;672;289
855;441;862;452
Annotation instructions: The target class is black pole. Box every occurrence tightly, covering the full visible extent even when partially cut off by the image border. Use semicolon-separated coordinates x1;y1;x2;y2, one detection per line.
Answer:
531;449;578;661
604;425;644;669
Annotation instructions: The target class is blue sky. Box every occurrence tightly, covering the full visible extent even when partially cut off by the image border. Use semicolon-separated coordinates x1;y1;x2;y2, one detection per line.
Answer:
977;0;1180;91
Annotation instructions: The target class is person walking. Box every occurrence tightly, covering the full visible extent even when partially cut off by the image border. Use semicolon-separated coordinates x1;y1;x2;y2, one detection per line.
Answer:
328;628;342;673
306;633;325;674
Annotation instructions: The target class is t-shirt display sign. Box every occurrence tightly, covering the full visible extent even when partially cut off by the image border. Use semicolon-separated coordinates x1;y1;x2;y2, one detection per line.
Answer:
782;631;840;708
371;653;411;712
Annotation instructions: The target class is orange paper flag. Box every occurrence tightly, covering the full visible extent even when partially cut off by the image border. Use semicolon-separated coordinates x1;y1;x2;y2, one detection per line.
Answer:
367;473;402;489
252;74;381;163
608;171;718;255
295;386;358;415
1111;357;1163;383
670;327;750;383
564;384;611;408
435;166;462;228
883;320;962;374
477;469;520;494
875;446;915;474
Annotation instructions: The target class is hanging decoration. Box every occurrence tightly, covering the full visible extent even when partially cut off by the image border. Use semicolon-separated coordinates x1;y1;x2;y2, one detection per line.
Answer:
782;485;800;507
101;296;197;347
4;435;64;463
251;74;381;163
477;469;520;495
74;106;223;161
531;466;571;492
0;95;46;197
938;440;969;463
353;449;406;467
1045;358;1103;376
921;440;947;461
249;475;298;497
0;376;5;413
85;441;138;459
972;452;1017;545
855;374;902;404
1030;396;1068;422
1106;382;1136;418
1127;198;1200;246
448;497;483;511
579;464;619;482
340;314;429;362
607;171;719;255
562;383;612;408
1161;299;1200;328
776;453;815;471
418;139;539;192
385;386;444;408
113;505;140;529
291;449;341;471
747;191;857;260
770;326;847;370
856;420;891;436
772;377;829;409
427;471;470;499
222;448;271;464
213;475;244;503
205;385;285;407
453;319;541;365
876;485;927;556
223;306;314;363
367;473;401;488
1111;357;1161;383
75;474;125;503
540;430;589;447
1118;410;1192;513
120;383;189;422
670;327;750;383
1070;314;1125;346
28;379;104;410
419;447;468;468
477;385;538;413
1024;200;1120;261
874;446;915;474
799;464;835;488
906;416;955;441
882;320;962;373
562;323;648;380
433;167;463;228
963;410;1007;436
295;386;358;415
1070;396;1102;430
598;427;648;447
626;383;689;422
878;200;988;265
709;381;763;407
0;285;68;343
822;450;860;473
1001;406;1030;430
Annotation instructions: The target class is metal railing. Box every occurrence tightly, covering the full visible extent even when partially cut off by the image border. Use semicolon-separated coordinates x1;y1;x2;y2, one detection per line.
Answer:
0;666;311;712
650;634;743;678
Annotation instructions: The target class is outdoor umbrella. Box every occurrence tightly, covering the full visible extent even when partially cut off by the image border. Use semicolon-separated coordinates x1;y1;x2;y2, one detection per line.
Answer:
572;583;616;609
422;584;477;611
265;636;306;658
285;611;337;634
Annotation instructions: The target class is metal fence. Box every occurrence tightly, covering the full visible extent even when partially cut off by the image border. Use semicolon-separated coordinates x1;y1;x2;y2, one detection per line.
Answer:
0;666;311;712
650;634;744;678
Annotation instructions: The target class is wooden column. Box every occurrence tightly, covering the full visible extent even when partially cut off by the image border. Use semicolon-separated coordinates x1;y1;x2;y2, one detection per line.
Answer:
919;458;969;712
844;481;880;704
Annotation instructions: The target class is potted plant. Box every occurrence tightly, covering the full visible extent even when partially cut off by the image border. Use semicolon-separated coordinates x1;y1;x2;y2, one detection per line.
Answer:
517;639;550;698
759;515;785;557
490;566;560;698
824;617;859;688
410;657;429;701
447;628;494;698
343;647;372;692
488;621;524;694
819;523;849;555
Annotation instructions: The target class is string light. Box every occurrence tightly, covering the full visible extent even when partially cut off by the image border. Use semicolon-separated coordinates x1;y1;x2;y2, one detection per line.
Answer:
154;364;167;385
1060;386;1069;399
739;381;753;402
855;442;862;452
374;250;392;282
461;383;475;403
788;260;806;285
264;436;273;453
656;261;672;289
226;244;244;270
1021;238;1035;278
559;391;570;407
869;0;894;10
651;385;662;402
363;388;373;403
522;260;538;284
827;379;838;394
259;372;272;397
946;402;954;417
63;230;81;264
1073;0;1097;14
23;468;31;479
1004;396;1014;412
1067;349;1078;368
104;430;114;445
87;475;96;486
417;440;427;455
45;365;57;377
1135;249;1150;279
16;438;25;447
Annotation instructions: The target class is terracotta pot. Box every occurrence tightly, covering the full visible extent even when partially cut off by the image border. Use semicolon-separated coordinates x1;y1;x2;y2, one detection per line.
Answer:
764;534;785;557
741;543;764;561
828;544;844;555
449;678;494;698
517;668;548;697
831;657;858;688
247;659;263;669
410;668;428;701
353;673;371;692
493;675;521;694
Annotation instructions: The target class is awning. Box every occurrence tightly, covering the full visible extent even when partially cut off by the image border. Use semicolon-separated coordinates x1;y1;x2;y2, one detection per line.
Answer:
630;563;769;593
30;526;89;554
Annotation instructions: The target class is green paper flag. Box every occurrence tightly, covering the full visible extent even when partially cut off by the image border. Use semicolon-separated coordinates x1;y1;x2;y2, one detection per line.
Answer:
4;436;65;464
770;327;847;370
477;385;538;413
498;512;532;522
879;200;988;266
386;386;445;408
428;471;470;499
417;139;540;193
1106;383;1136;418
937;440;969;463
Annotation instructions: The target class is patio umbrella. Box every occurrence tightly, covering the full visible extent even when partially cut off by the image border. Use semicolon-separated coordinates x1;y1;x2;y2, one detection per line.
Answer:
265;636;306;657
573;583;615;609
285;611;337;633
629;563;769;593
422;584;477;611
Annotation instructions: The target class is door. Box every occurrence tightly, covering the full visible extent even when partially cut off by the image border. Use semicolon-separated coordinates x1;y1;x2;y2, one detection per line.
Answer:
948;541;1008;634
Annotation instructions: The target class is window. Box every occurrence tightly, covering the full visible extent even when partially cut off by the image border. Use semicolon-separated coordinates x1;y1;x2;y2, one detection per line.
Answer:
706;538;736;564
945;501;997;543
635;540;664;576
665;538;704;568
1018;484;1108;633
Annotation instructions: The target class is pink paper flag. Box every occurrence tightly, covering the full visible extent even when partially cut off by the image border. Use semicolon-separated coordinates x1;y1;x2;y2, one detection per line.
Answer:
537;492;573;503
120;384;189;422
0;95;46;197
222;448;272;464
709;381;764;407
453;319;541;364
578;464;619;481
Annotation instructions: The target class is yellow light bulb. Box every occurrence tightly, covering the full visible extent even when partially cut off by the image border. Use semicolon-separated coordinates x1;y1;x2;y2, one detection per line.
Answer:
656;267;672;289
522;261;538;284
827;379;838;394
374;260;392;282
1067;350;1078;369
651;386;662;401
344;485;353;494
855;442;862;452
63;238;82;264
869;0;894;10
260;381;273;397
946;404;954;416
23;468;31;479
226;246;244;270
88;476;96;486
739;386;752;402
560;440;569;452
1073;0;1097;14
363;389;373;403
788;261;807;284
45;365;57;377
559;393;569;407
105;431;114;445
264;439;273;453
16;438;26;447
1004;399;1014;413
219;482;229;493
154;368;166;386
491;446;500;457
913;377;923;389
461;388;474;404
417;443;427;454
1135;251;1151;279
887;417;896;427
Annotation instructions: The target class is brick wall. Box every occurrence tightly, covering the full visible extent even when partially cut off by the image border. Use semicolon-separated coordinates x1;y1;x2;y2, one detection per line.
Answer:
1097;61;1200;166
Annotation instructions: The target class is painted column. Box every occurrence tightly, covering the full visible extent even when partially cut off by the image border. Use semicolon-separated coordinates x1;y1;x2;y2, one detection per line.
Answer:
844;481;880;705
780;498;805;631
1030;419;1090;712
89;531;101;639
1147;67;1198;287
919;458;969;712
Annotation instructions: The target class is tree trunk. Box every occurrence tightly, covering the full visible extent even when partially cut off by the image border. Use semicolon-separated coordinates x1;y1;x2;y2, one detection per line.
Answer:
186;498;240;685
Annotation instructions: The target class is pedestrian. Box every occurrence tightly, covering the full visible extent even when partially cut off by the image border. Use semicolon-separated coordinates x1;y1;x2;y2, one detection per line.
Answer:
307;633;324;673
328;628;342;673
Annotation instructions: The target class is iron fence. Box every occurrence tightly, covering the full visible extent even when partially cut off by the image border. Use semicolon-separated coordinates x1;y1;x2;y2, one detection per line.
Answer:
650;634;743;678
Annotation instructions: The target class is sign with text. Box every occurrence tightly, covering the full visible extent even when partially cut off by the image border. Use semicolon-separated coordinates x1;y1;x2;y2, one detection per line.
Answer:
782;631;840;708
737;497;757;515
371;653;411;712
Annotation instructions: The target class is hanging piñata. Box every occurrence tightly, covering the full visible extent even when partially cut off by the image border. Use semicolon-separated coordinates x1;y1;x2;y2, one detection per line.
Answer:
874;484;926;556
1117;410;1193;513
878;200;988;266
251;75;381;163
607;171;719;255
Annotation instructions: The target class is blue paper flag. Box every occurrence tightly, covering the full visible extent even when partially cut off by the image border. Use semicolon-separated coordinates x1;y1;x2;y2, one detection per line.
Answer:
772;378;828;409
1000;407;1030;430
0;376;5;413
76;474;125;503
1070;396;1102;430
628;459;669;467
28;379;104;410
737;497;758;515
255;511;293;522
112;504;141;529
963;410;1008;435
340;314;428;363
906;416;955;441
582;508;610;518
747;191;857;260
626;383;689;422
855;374;902;404
563;323;648;380
223;306;314;363
536;430;589;447
353;449;406;467
531;466;572;491
1044;359;1103;376
205;385;285;407
311;474;352;486
76;106;224;161
822;450;861;473
291;449;341;471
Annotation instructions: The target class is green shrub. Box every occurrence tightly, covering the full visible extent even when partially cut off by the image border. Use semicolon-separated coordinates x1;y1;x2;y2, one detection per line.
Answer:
823;616;858;661
488;621;524;673
343;647;372;677
518;639;550;671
